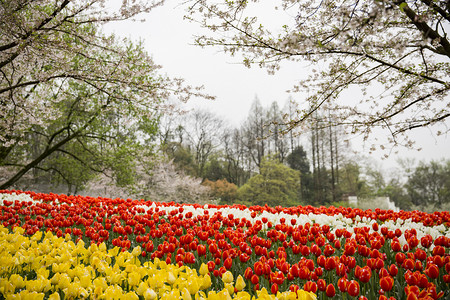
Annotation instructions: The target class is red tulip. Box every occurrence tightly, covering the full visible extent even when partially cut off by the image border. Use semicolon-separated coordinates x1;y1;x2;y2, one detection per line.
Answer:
326;283;336;297
317;279;326;291
402;258;415;271
380;276;394;292
197;244;206;256
338;277;347;292
347;280;360;297
303;281;318;293
388;264;398;277
336;262;347;277
358;266;372;283
325;256;337;271
251;274;259;285
425;263;439;279
271;283;278;294
207;261;215;272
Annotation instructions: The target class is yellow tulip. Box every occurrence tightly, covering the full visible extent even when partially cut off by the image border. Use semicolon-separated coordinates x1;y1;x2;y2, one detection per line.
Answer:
63;281;81;299
79;274;91;289
128;271;141;287
217;289;232;300
181;287;191;300
12;226;24;234
31;231;42;242
131;246;142;257
164;289;181;300
108;271;124;285
20;290;45;300
200;274;211;290
199;263;208;276
94;286;103;298
108;246;120;257
136;282;148;296
225;283;234;295
124;291;139;300
48;292;61;300
9;274;25;289
50;273;61;286
167;272;176;285
104;285;124;300
0;279;15;294
233;291;252;300
89;243;99;254
143;288;157;300
297;289;317;300
91;256;101;268
93;277;108;292
235;275;246;292
256;288;273;300
57;273;71;290
221;271;233;284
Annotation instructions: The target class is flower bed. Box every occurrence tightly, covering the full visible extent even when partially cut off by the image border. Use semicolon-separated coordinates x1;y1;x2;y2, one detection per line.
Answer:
0;190;449;299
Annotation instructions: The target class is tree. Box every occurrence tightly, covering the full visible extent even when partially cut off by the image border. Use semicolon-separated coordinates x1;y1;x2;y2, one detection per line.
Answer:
266;101;289;162
202;179;237;204
221;127;250;186
184;110;224;177
186;0;450;147
380;178;412;210
287;145;312;201
338;162;371;198
203;155;228;181
242;97;267;170
237;156;301;207
406;160;450;208
1;0;208;189
287;146;310;175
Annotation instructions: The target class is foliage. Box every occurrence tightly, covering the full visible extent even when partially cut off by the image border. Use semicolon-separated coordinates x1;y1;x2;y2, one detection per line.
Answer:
237;156;301;207
286;146;310;174
380;179;412;210
406;160;450;208
203;156;228;182
163;142;198;177
202;179;237;204
185;0;450;148
337;162;371;198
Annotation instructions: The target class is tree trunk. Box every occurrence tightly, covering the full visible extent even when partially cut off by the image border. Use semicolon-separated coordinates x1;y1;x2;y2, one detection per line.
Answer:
0;132;79;189
329;120;336;202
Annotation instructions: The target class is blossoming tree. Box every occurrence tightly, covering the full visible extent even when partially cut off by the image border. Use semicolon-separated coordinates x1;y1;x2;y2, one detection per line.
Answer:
185;0;450;148
0;0;210;189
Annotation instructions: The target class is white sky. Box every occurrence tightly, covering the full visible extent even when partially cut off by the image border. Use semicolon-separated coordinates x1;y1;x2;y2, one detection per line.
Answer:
104;1;450;171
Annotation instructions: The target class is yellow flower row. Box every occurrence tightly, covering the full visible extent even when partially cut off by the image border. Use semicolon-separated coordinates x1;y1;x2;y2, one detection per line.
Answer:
0;226;315;300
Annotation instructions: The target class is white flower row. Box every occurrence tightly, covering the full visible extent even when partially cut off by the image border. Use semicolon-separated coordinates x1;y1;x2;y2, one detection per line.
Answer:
140;202;450;246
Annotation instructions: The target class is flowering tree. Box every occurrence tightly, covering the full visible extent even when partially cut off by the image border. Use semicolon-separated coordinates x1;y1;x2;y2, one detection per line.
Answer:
185;0;450;148
0;0;210;189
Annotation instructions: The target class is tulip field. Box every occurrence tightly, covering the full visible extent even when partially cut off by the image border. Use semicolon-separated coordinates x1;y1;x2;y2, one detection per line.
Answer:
0;190;449;299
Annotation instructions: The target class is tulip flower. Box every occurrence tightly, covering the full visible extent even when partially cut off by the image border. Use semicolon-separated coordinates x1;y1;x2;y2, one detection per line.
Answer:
222;271;234;284
235;275;246;291
326;283;336;297
347;280;360;297
380;276;394;292
297;289;317;300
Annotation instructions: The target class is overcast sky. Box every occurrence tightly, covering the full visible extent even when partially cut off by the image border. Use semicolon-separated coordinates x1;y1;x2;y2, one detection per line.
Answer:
104;0;450;169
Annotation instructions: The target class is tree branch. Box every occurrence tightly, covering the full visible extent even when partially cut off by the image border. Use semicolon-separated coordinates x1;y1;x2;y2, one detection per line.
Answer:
395;1;450;58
